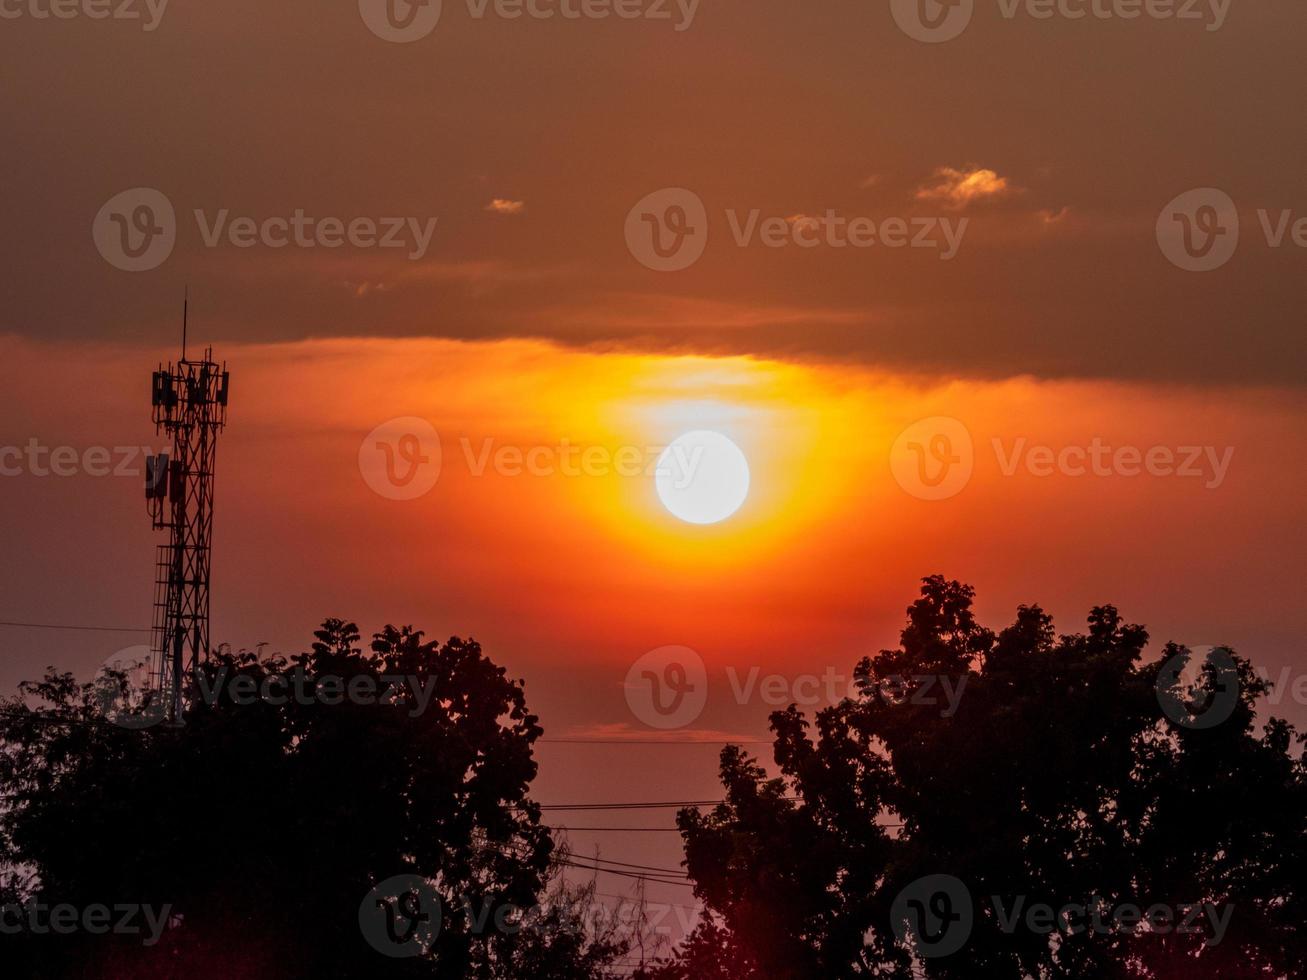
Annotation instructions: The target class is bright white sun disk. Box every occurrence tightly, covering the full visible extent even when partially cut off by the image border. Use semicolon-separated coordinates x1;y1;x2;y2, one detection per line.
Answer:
655;430;750;525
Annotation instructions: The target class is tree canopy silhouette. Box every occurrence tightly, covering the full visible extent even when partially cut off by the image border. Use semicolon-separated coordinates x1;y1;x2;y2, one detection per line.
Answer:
0;620;630;979
641;577;1306;979
4;584;1304;979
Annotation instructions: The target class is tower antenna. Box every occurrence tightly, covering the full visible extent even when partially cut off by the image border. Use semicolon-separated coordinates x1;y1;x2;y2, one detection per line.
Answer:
144;308;230;723
181;287;188;362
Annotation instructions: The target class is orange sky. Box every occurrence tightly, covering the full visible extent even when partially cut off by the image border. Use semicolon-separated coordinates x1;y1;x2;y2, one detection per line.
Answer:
1;333;1303;924
2;333;1302;729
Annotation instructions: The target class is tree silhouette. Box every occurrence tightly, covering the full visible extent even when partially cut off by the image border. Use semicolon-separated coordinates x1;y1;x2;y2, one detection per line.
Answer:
642;577;1306;979
0;620;631;979
5;587;1304;979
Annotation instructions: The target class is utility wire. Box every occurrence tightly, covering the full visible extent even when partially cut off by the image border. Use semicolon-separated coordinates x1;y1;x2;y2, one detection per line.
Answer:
549;827;686;833
563;856;686;878
539;738;772;745
474;835;688;880
535;799;797;811
0;620;149;634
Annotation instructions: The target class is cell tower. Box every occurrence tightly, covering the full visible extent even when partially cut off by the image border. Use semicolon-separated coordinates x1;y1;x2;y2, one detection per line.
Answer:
145;298;230;721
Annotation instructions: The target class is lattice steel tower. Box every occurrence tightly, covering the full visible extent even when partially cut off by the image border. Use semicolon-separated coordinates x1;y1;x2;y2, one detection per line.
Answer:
145;303;229;721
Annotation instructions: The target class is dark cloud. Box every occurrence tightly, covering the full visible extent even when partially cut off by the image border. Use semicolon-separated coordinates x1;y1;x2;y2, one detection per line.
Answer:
1;0;1304;386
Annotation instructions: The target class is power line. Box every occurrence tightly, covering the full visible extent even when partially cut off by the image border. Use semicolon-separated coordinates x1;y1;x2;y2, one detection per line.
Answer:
538;801;729;811
0;715;891;825
555;859;691;887
477;836;691;885
564;856;686;878
475;835;688;880
0;620;150;634
536;799;797;811
550;822;904;832
539;738;772;745
549;827;686;833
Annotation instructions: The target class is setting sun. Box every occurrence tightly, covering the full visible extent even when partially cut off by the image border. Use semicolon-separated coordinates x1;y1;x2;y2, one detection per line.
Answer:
654;429;751;525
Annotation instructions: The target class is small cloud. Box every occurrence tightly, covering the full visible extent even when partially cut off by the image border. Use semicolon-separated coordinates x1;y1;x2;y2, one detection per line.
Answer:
344;280;391;298
916;167;1012;209
1039;206;1070;225
485;198;526;216
785;212;861;237
859;174;881;189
